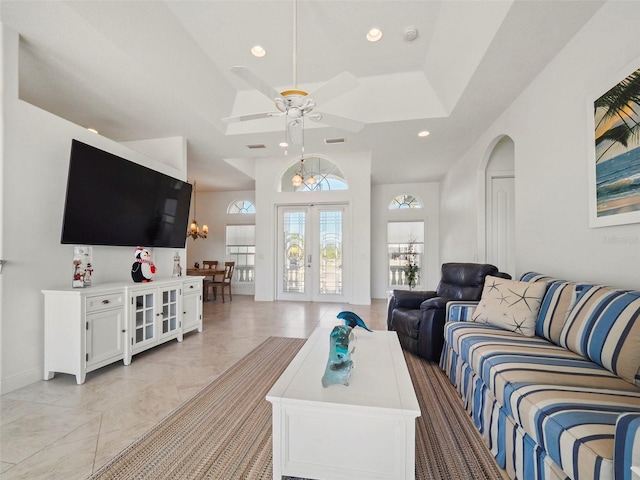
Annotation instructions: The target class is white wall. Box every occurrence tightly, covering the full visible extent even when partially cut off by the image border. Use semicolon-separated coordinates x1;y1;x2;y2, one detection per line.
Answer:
193;180;438;301
0;24;6;395
371;183;440;298
441;1;640;289
1;26;189;393
254;151;371;304
186;189;256;296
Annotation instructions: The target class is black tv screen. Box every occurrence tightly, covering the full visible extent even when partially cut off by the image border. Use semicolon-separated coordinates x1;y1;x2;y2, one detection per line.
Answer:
61;140;192;248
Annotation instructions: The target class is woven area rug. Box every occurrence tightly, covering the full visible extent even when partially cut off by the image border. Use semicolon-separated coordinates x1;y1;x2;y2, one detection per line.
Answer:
88;336;503;480
403;351;505;479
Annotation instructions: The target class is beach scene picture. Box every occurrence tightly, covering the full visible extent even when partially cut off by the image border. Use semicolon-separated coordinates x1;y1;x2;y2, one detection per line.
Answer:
594;67;640;219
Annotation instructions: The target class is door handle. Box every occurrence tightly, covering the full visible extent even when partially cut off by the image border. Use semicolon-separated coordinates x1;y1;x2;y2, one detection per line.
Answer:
307;254;312;268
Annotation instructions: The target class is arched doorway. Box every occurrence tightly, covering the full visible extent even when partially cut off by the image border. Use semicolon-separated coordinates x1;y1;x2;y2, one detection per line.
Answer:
481;136;515;277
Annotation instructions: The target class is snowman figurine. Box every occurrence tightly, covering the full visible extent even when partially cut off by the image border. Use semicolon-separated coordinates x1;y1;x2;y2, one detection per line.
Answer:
131;247;156;283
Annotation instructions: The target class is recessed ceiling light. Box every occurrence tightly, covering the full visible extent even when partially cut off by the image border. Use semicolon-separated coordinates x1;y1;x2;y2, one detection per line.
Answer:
279;142;289;148
418;130;430;137
366;28;383;42
87;127;99;134
251;45;266;57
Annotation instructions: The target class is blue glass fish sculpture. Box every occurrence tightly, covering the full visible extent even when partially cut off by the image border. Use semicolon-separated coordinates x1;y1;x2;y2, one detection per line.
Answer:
337;311;373;332
322;325;354;387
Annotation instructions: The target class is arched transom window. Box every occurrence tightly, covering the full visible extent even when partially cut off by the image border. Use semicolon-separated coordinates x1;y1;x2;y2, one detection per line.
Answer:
228;200;255;214
389;194;423;209
280;156;348;192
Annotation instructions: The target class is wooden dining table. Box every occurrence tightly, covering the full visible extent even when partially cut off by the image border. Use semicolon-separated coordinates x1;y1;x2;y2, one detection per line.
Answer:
186;268;224;280
186;268;225;301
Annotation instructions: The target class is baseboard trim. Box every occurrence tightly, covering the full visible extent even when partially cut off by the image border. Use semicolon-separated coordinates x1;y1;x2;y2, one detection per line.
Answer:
1;366;43;395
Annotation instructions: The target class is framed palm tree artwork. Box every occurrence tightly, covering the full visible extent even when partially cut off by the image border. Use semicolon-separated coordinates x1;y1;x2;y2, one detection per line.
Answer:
589;59;640;227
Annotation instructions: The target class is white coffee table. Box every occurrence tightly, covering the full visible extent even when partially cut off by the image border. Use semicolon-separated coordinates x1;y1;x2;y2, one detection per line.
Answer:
266;327;421;480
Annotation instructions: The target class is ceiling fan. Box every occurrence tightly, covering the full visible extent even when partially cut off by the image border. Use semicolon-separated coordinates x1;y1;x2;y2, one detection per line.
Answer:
221;0;364;145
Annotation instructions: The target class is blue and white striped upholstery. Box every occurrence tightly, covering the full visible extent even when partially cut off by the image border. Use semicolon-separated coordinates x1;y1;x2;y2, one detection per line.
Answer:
446;323;638;403
614;413;640;480
441;273;640;480
519;272;562;284
557;286;640;386
446;301;478;322
535;281;581;343
442;334;640;480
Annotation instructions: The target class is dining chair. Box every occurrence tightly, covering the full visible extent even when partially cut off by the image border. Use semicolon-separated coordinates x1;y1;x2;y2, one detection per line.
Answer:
202;261;218;301
212;261;235;303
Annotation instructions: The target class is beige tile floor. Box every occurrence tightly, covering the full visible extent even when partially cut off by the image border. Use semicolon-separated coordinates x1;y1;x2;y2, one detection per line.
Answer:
0;295;388;480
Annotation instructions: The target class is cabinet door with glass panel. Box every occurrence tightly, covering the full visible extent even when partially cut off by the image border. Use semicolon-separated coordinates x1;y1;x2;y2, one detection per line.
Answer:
129;285;182;358
130;286;157;355
158;286;181;339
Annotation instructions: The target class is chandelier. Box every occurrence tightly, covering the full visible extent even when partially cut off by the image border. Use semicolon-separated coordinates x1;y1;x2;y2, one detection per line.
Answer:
292;157;316;187
187;181;208;240
290;117;316;187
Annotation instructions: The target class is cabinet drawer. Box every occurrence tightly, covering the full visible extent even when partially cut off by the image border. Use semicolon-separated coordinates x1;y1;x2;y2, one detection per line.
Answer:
183;281;202;294
86;292;125;312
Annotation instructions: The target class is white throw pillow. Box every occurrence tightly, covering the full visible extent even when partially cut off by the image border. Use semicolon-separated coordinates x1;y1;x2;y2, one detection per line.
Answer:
471;276;547;336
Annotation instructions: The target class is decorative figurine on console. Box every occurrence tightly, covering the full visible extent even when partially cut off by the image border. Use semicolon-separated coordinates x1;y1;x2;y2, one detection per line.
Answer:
84;262;93;287
172;251;182;277
337;311;373;332
322;325;355;388
131;247;156;283
72;246;92;288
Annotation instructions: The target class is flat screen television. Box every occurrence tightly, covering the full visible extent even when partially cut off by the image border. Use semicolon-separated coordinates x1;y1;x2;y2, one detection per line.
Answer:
61;139;193;248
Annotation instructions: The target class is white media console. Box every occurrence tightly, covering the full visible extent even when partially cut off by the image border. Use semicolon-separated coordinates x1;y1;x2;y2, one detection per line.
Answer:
43;276;203;384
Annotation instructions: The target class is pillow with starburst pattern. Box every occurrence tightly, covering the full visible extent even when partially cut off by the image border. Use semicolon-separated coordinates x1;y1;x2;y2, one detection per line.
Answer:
471;275;548;336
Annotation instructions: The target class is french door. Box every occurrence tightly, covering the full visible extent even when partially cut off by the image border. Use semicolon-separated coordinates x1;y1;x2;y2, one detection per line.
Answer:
277;204;347;302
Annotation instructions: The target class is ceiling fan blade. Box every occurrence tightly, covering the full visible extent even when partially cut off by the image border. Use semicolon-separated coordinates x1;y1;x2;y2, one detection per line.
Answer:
308;71;359;105
230;66;283;102
308;112;365;132
222;112;276;123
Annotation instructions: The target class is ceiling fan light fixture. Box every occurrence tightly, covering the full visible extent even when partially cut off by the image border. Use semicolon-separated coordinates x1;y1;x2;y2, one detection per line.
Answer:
367;28;383;42
251;45;266;57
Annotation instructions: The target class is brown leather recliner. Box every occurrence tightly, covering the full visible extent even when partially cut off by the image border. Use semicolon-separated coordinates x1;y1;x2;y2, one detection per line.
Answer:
387;262;511;361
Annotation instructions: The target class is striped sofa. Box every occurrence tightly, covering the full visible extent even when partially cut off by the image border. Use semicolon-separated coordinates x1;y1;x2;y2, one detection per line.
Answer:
440;272;640;480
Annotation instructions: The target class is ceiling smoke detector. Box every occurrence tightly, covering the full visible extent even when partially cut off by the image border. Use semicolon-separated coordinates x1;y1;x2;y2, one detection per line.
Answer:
404;27;418;41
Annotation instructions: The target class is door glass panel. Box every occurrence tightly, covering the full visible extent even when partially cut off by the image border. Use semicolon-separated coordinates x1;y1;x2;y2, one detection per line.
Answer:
283;211;305;293
319;210;342;295
134;293;155;343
